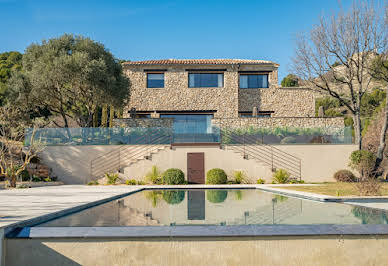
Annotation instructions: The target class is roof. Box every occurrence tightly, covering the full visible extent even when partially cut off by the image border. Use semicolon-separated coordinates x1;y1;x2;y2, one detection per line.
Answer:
122;59;279;66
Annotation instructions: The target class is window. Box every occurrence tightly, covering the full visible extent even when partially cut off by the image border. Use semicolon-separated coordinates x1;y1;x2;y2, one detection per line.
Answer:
147;73;164;88
239;74;268;88
160;114;213;134
189;73;223;88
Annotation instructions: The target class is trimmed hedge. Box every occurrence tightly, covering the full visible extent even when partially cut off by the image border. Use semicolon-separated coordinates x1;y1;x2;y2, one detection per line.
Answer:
162;168;185;184
206;168;227;184
207;190;228;203
163;191;185;204
334;169;356;182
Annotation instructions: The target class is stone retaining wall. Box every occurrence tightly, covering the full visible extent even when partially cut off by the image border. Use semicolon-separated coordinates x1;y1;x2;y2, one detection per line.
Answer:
113;118;173;128
212;117;344;129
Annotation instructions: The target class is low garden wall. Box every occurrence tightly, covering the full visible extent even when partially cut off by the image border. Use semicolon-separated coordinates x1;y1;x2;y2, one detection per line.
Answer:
40;144;357;184
212;117;344;129
112;118;173;128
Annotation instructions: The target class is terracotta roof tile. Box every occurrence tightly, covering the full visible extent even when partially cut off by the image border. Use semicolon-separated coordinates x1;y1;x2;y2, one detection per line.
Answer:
123;59;278;66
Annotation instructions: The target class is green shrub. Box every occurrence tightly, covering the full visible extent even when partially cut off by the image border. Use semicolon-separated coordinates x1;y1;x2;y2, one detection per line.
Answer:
87;180;99;185
145;165;162;184
349;150;376;178
256;178;265;184
272;169;290;184
206;168;227;184
43;177;52;182
162;190;185;204
125;179;137;185
281;74;299;87
334;170;357;182
19;169;30;181
315;97;341;116
289;179;305;184
324;108;343;117
280;136;297;144
162;168;185;184
32;176;41;182
207;190;228;203
137;180;146;185
233;170;247;184
145;191;162;207
105;173;119;185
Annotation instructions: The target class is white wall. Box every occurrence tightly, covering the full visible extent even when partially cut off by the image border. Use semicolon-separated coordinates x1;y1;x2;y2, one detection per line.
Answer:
40;145;122;184
40;144;357;184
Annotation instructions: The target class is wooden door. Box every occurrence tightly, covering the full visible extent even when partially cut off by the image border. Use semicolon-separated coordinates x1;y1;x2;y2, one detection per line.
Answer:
187;153;205;184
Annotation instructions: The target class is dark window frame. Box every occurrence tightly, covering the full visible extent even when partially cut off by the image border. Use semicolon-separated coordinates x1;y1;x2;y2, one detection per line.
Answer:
147;72;165;88
239;73;269;89
188;72;224;88
239;111;273;118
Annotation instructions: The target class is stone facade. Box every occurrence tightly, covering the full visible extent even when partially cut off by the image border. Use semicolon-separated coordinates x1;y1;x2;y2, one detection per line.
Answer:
122;59;340;128
212;117;344;129
122;59;300;119
238;87;315;117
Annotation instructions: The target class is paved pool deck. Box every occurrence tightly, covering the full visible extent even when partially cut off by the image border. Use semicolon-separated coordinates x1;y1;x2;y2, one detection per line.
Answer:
1;184;388;232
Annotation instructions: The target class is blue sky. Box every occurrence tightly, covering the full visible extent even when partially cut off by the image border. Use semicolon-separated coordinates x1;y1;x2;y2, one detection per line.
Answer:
0;0;374;81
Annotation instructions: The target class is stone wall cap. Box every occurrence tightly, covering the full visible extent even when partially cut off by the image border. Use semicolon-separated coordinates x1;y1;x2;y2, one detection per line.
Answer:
123;59;279;67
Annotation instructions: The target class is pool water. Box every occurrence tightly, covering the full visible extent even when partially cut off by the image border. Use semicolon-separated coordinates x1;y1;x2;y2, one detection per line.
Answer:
37;189;388;227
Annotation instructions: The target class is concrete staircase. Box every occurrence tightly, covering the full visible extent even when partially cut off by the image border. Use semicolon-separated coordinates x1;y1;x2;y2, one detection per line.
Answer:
90;144;170;179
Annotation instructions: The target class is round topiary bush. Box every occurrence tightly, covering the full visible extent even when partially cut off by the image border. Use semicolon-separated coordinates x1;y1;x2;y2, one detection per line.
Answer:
162;168;185;184
162;190;185;204
207;190;228;203
206;168;227;184
334;169;356;182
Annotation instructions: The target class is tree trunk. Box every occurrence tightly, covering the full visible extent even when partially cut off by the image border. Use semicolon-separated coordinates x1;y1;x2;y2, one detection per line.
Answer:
93;106;99;127
374;88;388;172
109;105;115;127
10;175;16;188
353;112;362;150
101;104;108;127
60;108;72;141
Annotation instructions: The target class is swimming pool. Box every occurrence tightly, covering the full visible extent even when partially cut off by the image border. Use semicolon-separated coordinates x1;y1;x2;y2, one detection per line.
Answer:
35;189;388;227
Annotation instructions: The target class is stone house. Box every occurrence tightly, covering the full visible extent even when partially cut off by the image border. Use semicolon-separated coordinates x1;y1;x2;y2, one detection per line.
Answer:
120;59;343;131
40;59;355;185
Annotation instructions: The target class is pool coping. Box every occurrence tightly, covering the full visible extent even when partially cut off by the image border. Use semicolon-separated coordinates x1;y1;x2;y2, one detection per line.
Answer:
4;184;388;238
259;186;388;203
7;224;388;239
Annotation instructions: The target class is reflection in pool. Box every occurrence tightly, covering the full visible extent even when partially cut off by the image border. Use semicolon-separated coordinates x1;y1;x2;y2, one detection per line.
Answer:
37;189;388;227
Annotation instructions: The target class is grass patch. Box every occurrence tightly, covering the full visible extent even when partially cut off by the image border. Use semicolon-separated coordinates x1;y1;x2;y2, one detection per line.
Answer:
275;182;388;197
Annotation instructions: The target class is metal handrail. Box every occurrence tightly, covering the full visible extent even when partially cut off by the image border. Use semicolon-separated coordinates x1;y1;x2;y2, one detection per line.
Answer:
222;129;302;179
227;145;300;176
89;129;172;180
229;134;301;163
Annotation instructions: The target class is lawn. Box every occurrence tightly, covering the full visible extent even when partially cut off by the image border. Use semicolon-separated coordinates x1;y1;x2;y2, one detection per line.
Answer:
275;182;388;197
